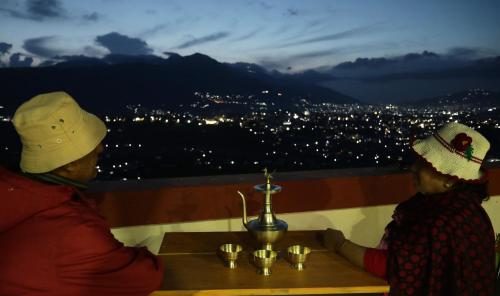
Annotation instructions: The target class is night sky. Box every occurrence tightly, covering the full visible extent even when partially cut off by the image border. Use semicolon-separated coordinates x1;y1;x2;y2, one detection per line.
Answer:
1;0;499;102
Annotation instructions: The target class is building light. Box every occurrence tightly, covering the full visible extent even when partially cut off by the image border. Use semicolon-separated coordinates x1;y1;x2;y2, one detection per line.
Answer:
205;119;218;125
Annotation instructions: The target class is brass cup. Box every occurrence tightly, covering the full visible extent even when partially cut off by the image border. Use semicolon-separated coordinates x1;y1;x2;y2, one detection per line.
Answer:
286;245;311;270
218;243;243;268
252;249;278;276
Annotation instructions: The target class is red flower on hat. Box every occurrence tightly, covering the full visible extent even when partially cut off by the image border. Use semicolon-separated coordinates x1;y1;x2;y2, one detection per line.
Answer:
451;133;472;152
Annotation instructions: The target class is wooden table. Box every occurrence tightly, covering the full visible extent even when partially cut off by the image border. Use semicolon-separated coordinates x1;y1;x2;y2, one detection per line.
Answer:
150;231;389;295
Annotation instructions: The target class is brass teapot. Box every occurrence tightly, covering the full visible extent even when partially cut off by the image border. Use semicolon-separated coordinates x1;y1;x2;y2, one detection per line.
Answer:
237;169;288;250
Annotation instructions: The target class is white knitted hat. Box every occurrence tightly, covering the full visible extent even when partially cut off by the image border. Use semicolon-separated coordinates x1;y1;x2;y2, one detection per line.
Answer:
12;91;107;173
412;122;490;182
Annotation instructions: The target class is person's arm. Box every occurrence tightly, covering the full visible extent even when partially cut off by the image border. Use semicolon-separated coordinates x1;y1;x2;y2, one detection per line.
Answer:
56;215;164;295
323;228;366;268
322;228;387;278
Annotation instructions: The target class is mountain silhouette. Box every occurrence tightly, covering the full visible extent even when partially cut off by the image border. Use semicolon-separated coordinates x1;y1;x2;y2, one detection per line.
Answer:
0;53;355;114
407;89;500;107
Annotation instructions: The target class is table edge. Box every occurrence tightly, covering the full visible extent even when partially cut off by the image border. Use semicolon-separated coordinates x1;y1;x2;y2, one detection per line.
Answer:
150;285;390;295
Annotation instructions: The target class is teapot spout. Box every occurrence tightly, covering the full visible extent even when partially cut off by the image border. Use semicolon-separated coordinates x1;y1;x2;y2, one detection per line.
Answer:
237;191;248;228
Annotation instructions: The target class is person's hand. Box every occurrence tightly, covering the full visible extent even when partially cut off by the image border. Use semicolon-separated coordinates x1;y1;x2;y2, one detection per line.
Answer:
322;228;346;252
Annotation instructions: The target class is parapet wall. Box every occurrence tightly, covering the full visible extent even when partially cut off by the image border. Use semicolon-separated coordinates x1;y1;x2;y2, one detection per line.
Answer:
89;166;500;228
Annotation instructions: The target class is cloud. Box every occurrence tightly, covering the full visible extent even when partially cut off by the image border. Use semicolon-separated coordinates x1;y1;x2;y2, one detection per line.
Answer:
231;29;261;42
163;51;180;57
9;53;34;67
286;8;299;16
257;58;286;71
83;12;100;21
0;0;65;20
334;57;397;70
38;59;57;67
247;1;272;10
23;36;64;57
174;32;230;49
0;6;38;20
256;48;341;72
27;0;65;19
446;47;496;59
83;45;108;57
0;42;12;55
139;23;170;38
95;32;153;55
402;50;438;61
277;24;383;48
291;48;341;60
329;49;500;81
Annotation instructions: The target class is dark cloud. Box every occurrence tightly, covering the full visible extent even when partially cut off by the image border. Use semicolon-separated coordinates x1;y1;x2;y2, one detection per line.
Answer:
174;32;230;49
23;36;63;57
95;32;153;55
286;8;299;16
402;50;438;61
278;24;383;48
446;47;495;59
83;12;100;21
27;0;65;18
329;50;500;82
292;48;341;59
163;51;180;58
0;0;65;20
9;53;34;67
335;57;397;70
0;7;37;20
0;42;12;55
332;51;455;75
256;48;341;72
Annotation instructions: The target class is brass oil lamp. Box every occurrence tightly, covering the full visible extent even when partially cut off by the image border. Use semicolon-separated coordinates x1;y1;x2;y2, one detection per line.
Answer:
237;169;288;250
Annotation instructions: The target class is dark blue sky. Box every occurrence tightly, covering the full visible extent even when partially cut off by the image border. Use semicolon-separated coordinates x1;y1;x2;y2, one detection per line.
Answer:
1;0;499;71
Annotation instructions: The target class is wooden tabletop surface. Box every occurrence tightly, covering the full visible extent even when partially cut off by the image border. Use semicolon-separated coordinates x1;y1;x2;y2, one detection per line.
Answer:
151;231;389;295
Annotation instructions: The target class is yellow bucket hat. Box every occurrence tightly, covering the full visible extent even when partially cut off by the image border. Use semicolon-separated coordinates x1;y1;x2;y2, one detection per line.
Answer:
12;91;107;173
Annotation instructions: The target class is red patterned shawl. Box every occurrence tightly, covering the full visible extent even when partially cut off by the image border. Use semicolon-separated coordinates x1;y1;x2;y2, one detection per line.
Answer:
386;189;495;295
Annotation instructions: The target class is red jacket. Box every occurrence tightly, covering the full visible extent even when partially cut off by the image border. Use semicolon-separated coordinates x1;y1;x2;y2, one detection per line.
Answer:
0;167;164;296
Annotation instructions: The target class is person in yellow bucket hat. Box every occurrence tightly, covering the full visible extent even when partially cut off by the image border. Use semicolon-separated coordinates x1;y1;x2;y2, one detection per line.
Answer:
321;122;495;295
0;91;164;295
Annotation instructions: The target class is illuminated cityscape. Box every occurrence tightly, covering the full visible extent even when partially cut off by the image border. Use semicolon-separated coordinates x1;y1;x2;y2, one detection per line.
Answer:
1;89;498;181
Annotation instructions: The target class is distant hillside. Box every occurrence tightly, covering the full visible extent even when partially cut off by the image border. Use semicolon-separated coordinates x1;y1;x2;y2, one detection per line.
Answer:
0;53;355;114
406;89;500;107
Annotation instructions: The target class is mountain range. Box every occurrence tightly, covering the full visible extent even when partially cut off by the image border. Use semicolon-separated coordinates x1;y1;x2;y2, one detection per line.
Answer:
0;53;354;114
1;51;499;114
405;89;500;108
